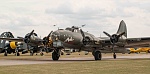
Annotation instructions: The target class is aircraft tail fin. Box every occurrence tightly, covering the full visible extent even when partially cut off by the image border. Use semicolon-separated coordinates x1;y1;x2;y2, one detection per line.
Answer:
117;20;127;37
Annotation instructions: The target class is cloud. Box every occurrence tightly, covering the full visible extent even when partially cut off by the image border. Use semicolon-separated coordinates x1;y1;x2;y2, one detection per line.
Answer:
0;0;149;38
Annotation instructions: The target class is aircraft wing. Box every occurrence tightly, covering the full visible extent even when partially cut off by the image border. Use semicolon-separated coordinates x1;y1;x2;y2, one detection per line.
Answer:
125;37;150;48
99;37;150;48
0;37;24;42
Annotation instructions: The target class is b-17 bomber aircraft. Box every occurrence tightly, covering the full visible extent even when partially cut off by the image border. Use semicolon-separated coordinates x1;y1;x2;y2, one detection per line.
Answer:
0;30;53;56
50;20;150;60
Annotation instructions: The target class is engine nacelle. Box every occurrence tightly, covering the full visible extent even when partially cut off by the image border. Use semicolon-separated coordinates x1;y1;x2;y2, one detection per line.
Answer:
10;42;17;49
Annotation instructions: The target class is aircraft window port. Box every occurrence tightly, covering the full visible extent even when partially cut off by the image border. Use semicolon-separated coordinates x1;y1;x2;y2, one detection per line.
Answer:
53;41;63;48
73;30;78;33
33;33;38;36
59;29;64;30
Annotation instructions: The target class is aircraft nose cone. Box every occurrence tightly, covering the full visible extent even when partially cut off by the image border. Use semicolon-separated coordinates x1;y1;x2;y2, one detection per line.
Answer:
51;31;60;41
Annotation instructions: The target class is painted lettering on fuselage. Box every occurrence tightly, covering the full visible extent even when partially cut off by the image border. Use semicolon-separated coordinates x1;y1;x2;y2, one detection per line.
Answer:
64;37;74;43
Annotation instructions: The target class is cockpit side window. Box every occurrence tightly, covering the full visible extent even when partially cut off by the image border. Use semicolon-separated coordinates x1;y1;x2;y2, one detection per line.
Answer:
33;33;38;36
73;29;78;32
65;28;72;31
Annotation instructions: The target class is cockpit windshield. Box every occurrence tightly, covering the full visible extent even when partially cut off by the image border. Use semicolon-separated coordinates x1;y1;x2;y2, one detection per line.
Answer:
65;26;80;33
0;32;14;38
65;28;73;31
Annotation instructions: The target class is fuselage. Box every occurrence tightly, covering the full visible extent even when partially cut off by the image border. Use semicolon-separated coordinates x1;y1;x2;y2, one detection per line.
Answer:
51;26;101;50
52;28;83;49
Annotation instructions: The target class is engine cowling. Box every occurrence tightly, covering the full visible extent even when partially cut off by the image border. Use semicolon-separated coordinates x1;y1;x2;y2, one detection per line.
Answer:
10;42;17;49
83;37;91;45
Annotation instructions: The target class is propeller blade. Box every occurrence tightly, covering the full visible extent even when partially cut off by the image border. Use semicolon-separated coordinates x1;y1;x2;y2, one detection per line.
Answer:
24;30;34;43
47;31;53;38
117;32;125;38
103;31;112;38
80;29;85;38
28;30;34;37
43;31;53;45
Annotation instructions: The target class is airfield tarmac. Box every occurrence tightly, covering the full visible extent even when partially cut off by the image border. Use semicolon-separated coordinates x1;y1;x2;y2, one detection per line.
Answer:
0;53;150;66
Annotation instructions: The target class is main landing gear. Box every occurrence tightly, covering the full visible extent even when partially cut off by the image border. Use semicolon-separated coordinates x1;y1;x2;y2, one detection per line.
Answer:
30;50;34;56
113;53;116;59
92;50;102;60
40;52;44;56
92;50;117;60
52;49;60;61
15;48;20;56
4;49;7;56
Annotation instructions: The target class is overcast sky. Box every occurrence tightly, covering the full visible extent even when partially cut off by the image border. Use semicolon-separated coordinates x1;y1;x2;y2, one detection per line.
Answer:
0;0;149;38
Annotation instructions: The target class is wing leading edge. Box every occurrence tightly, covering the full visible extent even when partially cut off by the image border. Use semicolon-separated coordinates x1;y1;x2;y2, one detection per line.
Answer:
0;38;24;42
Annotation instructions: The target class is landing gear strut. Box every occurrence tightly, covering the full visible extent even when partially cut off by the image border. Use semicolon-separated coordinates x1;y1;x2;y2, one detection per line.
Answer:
93;50;102;60
52;49;60;61
15;48;20;56
40;48;44;56
4;49;7;56
16;52;20;56
30;50;34;56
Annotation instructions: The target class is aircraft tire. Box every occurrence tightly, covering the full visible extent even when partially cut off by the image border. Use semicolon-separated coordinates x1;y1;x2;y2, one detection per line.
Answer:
16;53;20;56
52;50;60;61
113;54;116;59
4;53;7;56
94;51;102;60
148;50;150;53
40;52;44;56
61;52;64;55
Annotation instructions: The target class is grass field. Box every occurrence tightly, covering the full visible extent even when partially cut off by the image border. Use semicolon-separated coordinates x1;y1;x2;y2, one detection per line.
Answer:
0;59;150;74
0;52;150;74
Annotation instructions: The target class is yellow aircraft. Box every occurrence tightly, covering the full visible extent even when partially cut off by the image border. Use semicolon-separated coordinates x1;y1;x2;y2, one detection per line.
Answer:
129;48;150;53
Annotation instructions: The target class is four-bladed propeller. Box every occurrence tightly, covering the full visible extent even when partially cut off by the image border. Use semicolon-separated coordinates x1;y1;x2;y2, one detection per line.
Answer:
23;30;53;46
22;30;54;55
103;31;125;54
23;30;35;54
